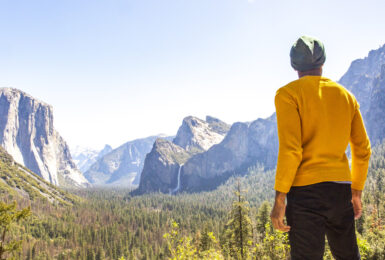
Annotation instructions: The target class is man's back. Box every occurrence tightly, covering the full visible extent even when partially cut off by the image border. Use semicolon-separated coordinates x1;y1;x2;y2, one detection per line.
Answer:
274;75;371;193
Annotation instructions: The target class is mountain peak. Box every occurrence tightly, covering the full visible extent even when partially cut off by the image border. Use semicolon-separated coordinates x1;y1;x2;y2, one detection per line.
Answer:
99;144;113;155
173;115;230;152
205;115;221;123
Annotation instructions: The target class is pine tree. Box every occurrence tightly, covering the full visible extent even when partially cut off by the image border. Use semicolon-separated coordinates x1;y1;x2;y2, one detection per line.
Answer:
199;227;214;252
256;201;271;239
223;180;253;259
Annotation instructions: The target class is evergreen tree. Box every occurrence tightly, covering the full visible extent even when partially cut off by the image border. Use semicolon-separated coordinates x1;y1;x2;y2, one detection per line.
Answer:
256;201;271;238
223;180;253;259
254;223;290;260
199;227;216;252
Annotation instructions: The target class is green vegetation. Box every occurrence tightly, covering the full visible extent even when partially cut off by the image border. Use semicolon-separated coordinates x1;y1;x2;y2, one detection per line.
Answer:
355;140;385;259
161;183;288;260
0;201;30;260
0;167;277;259
0;141;384;259
0;147;78;206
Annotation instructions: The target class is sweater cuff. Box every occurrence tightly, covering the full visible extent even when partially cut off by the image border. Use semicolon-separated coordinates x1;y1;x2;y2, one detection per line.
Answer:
351;181;365;191
274;181;292;193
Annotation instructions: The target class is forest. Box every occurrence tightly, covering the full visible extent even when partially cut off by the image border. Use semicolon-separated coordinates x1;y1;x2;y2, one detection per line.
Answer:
1;141;385;259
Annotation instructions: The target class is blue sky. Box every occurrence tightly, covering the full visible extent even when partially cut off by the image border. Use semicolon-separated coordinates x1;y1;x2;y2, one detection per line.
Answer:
1;0;384;149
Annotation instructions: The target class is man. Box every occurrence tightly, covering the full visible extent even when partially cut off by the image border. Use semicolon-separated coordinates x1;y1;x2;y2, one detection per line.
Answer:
270;36;371;259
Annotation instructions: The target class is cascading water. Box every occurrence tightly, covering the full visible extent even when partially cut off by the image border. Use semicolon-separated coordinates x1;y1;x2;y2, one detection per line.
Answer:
172;164;183;194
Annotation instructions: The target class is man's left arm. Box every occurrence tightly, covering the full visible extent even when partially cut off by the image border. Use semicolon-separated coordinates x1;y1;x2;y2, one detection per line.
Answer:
270;88;303;232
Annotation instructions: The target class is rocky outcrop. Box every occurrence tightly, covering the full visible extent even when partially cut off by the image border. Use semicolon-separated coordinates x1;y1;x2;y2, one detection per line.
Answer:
173;116;230;153
181;114;278;192
135;139;190;194
84;136;163;186
135;116;230;194
366;65;385;145
339;44;385;116
72;144;113;173
0;88;88;187
338;44;385;144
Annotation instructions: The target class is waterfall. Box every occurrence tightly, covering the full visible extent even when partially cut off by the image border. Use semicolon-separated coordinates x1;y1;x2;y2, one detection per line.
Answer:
172;164;183;194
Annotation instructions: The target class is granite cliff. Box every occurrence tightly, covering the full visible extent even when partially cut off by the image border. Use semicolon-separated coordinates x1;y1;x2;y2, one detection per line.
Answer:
0;88;88;187
181;114;278;192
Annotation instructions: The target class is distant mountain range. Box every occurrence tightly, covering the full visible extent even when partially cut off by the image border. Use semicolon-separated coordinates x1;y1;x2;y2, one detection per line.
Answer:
71;145;113;173
83;135;171;187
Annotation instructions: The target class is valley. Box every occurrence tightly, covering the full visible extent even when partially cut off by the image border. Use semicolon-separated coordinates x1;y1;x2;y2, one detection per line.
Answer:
1;43;385;259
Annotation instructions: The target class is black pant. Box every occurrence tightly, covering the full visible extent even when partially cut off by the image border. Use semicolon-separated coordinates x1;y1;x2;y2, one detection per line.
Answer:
286;182;360;260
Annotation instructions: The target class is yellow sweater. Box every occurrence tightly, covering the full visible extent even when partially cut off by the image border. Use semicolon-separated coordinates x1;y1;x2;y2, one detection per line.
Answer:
274;76;371;193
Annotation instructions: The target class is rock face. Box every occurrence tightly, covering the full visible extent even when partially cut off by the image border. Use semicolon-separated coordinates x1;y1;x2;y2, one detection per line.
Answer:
181;114;278;192
339;44;385;116
72;144;113;173
173;116;231;153
84;136;164;186
338;44;385;145
366;64;385;145
135;116;230;194
0;88;89;187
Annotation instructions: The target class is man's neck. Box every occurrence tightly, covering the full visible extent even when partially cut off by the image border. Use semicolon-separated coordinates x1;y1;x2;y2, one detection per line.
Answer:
298;68;322;78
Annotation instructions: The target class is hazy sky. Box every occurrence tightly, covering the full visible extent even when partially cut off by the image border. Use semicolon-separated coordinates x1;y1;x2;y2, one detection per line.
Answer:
1;0;384;149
